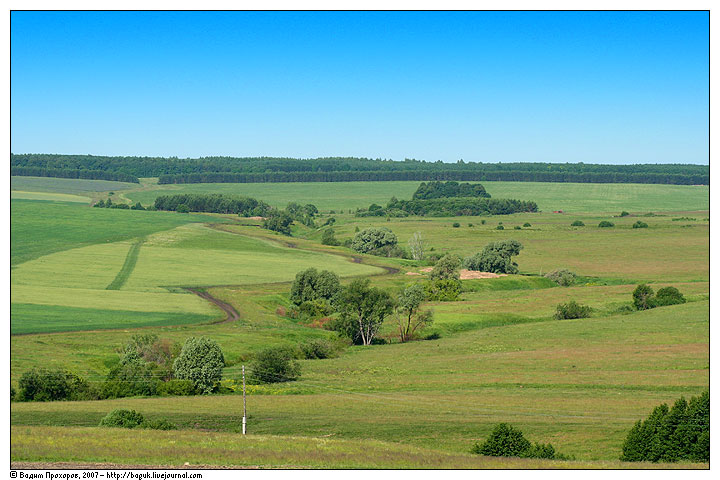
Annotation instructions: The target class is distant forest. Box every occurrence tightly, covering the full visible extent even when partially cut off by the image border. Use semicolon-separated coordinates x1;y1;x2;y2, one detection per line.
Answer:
11;154;709;185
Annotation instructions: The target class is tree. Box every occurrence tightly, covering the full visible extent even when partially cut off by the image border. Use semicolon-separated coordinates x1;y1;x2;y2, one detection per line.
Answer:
554;300;592;320
351;227;398;254
430;254;462;281
249;346;301;383
425;254;462;301
289;268;340;307
396;283;434;342
464;240;523;274
263;210;294;235
408;231;427;260
632;284;656;310
173;337;225;394
655;286;686;306
321;228;340;246
334;279;394;345
472;423;531;457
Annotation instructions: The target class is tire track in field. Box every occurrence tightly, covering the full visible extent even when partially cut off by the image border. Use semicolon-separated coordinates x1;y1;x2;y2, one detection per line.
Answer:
185;288;240;323
106;237;145;290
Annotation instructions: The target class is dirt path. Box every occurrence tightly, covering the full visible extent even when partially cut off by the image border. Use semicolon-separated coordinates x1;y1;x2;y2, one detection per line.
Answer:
186;288;240;323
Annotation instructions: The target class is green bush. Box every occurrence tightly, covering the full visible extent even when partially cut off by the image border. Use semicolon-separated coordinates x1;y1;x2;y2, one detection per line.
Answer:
632;284;656;310
321;228;340;246
173;337;225;394
620;211;630;217
10;386;16;401
99;409;145;428
621;391;709;462
141;418;177;430
18;368;96;402
299;339;334;359
598;221;614;228
464;240;523;274
452;222;460;228
632;221;649;229
544;269;577;287
290;268;340;307
481;219;486;225
250;346;301;383
156;379;197;396
654;286;686;307
571;220;585;227
554;300;592;320
495;225;504;230
523;223;531;227
471;423;566;459
514;226;522;230
351;227;398;253
424;278;462;301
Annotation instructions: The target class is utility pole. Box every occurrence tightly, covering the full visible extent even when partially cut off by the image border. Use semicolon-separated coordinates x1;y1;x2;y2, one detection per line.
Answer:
242;365;247;435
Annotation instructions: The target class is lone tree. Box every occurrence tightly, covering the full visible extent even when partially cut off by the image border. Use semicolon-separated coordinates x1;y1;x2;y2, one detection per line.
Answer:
464;240;523;274
408;231;427;260
334;279;394;345
173;337;225;394
632;284;655;310
396;283;434;342
351;227;398;254
426;254;463;301
290;268;340;306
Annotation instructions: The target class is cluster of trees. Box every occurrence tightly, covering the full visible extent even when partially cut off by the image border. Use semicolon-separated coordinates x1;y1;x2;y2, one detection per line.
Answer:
153;194;272;216
351;227;406;258
471;423;568;460
288;269;435;345
93;199;147;210
357;197;538;217
632;285;686;310
620;391;709;462
412;181;491;199
12;154;707;185
13;335;225;402
464;240;523;274
11;166;139;183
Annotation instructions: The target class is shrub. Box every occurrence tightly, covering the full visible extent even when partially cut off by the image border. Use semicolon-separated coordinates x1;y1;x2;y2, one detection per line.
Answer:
468;223;473;227
351;227;398;254
425;279;462;301
452;222;460;228
481;219;486;225
18;368;94;402
654;286;686;306
523;223;531;227
544;269;577;287
633;221;649;229
513;226;521;230
571;220;585;227
598;221;614;228
173;337;225;394
321;228;340;246
156;379;197;396
10;386;16;401
496;225;504;230
430;254;462;281
632;284;656;310
290;268;340;307
249;346;301;383
99;409;145;428
621;391;709;462
141;418;177;430
471;423;566;459
298;339;334;359
620;211;630;217
554;300;592;320
464;240;523;274
176;204;190;214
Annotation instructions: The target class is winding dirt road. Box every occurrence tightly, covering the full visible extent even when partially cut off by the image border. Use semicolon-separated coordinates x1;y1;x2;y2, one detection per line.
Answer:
186;288;240;323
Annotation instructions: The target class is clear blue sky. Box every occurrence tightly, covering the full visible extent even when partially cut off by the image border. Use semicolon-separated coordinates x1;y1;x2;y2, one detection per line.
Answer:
11;11;709;164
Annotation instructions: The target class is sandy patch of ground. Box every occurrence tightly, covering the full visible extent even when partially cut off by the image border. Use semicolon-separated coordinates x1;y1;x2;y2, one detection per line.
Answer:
406;268;507;279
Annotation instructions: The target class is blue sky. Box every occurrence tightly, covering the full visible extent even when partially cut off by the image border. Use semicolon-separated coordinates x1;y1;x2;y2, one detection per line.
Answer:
11;11;709;164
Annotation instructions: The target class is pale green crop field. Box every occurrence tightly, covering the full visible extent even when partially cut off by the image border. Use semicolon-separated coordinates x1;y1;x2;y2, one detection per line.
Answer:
123;180;709;213
11;176;137;194
11;191;91;203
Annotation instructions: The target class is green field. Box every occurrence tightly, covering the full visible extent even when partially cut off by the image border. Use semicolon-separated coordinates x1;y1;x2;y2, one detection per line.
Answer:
11;176;137;195
123;180;709;213
10;179;709;468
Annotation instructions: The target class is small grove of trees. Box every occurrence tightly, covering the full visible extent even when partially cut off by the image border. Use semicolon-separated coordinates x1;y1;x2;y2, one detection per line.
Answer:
412;181;491;200
620;391;709;463
357;197;538;217
471;423;568;460
263;210;294;235
395;283;434;342
632;285;686;310
16;368;95;402
154;193;272;216
464;240;523;274
351;227;406;258
289;268;341;317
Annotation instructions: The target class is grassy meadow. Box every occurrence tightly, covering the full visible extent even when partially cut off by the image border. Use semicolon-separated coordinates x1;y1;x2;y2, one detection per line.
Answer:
10;177;709;468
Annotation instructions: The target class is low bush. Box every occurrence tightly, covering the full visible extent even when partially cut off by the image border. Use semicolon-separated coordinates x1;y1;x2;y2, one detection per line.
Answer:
471;423;567;460
18;368;97;402
632;221;649;229
452;222;460;228
99;409;145;428
544;269;577;287
156;379;197;396
514;226;522;230
554;300;592;320
654;286;686;306
496;225;504;230
523;223;531;227
571;220;585;227
620;211;630;217
298;339;334;359
598;221;614;228
141;418;177;430
480;220;486;225
249;346;301;383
